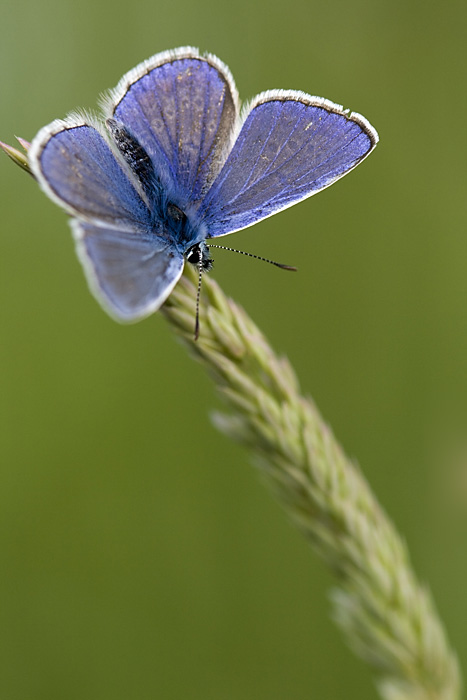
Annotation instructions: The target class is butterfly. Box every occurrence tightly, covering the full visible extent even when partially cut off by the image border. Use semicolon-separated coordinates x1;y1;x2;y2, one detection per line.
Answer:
29;46;378;336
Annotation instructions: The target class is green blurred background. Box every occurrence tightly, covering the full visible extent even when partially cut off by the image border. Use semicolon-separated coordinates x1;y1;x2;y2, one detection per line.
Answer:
1;0;466;697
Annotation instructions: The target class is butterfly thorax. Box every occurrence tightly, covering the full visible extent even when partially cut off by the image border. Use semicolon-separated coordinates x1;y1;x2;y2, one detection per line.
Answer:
107;117;207;256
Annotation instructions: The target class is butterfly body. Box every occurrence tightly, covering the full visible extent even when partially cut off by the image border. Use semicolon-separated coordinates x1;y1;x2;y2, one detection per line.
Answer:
105;117;204;249
28;47;378;323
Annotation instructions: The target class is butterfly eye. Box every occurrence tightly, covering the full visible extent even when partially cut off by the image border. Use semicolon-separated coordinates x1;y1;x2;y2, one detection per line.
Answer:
185;242;213;271
167;202;186;224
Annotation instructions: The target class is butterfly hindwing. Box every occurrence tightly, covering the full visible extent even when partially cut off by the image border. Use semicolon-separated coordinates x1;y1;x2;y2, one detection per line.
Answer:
29;122;151;228
105;47;240;205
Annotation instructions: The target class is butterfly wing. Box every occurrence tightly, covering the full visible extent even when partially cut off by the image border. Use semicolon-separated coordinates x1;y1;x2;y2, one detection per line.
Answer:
29;119;151;227
198;92;378;238
104;47;239;205
29;119;182;321
72;221;184;321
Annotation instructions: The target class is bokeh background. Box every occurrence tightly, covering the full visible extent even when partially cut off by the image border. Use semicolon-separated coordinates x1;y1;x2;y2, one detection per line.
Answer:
1;0;466;697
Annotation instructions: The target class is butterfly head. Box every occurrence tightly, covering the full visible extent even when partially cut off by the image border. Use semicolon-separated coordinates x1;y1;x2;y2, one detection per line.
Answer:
185;241;213;272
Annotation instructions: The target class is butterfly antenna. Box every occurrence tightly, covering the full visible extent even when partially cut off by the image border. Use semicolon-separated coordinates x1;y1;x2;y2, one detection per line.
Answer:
194;252;204;341
206;244;297;271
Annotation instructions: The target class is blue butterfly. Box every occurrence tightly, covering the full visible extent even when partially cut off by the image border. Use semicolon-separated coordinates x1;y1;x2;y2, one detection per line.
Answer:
29;47;378;333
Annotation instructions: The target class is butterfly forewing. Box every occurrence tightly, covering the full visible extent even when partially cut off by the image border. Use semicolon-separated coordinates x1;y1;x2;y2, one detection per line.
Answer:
199;93;378;237
72;221;184;321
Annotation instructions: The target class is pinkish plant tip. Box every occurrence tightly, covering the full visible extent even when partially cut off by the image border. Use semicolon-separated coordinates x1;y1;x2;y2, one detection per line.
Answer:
0;138;33;176
16;137;31;151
